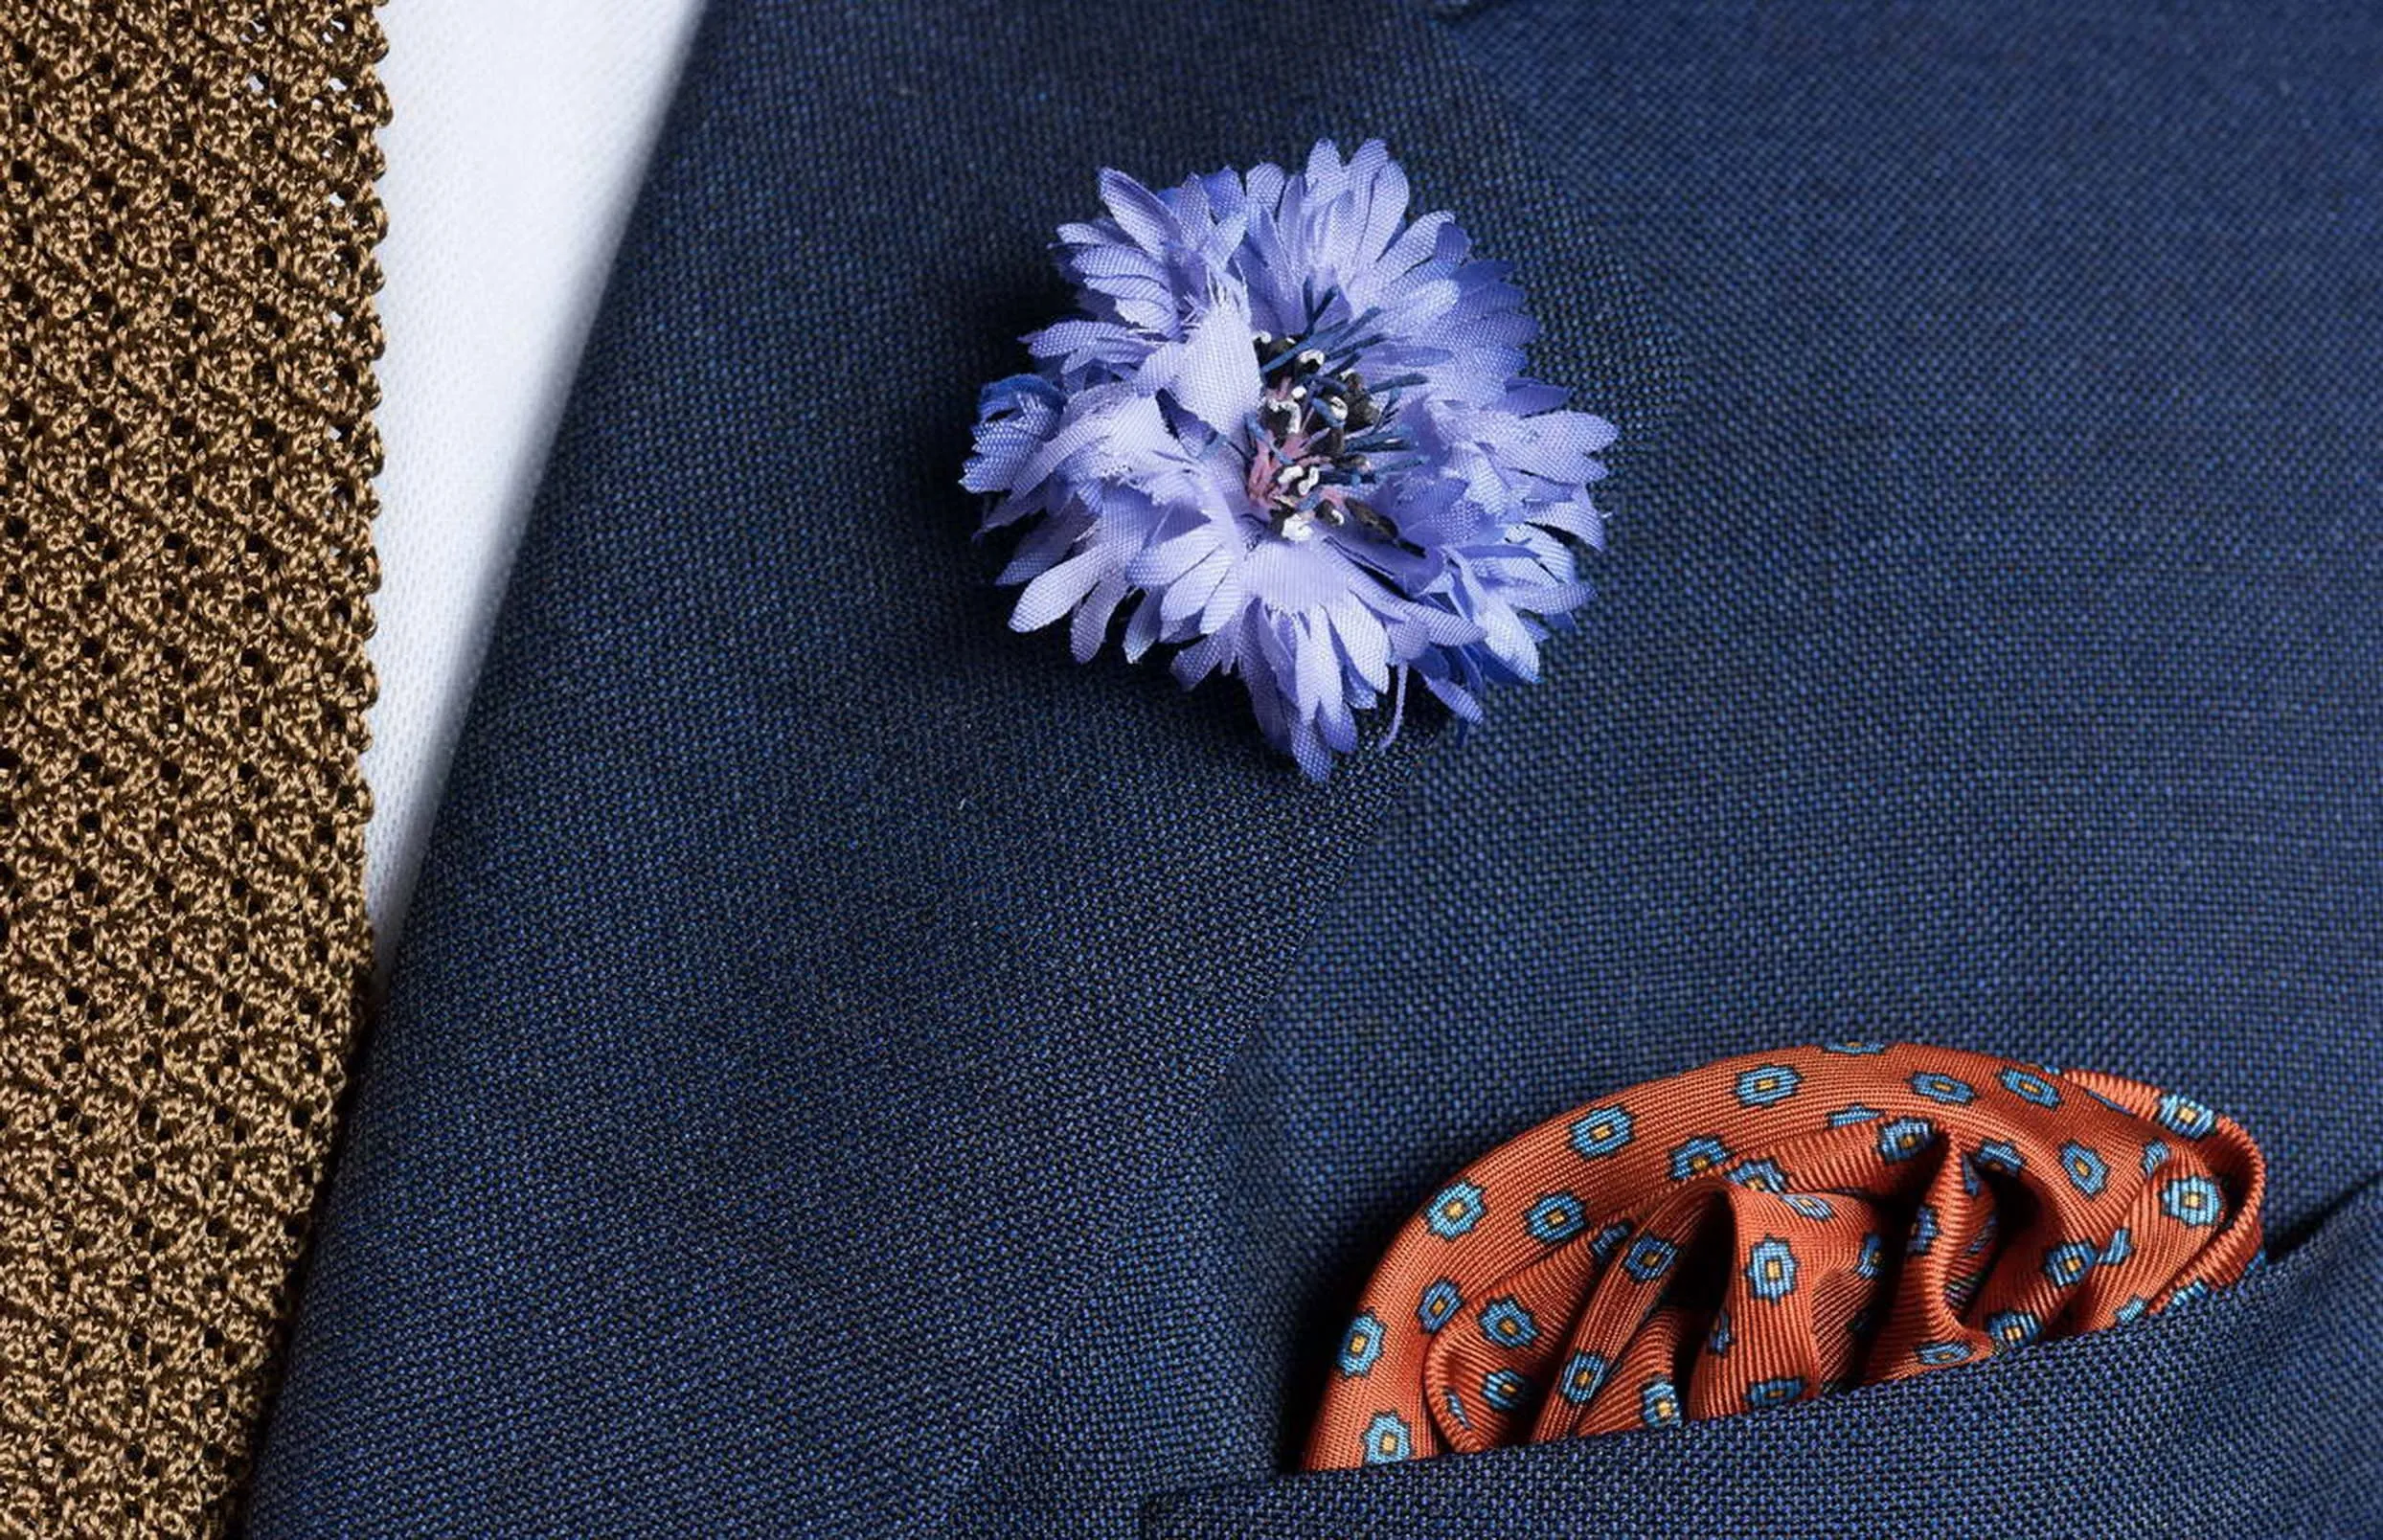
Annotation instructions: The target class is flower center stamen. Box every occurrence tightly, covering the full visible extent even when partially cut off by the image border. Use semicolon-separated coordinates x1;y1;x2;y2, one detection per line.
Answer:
1245;328;1403;543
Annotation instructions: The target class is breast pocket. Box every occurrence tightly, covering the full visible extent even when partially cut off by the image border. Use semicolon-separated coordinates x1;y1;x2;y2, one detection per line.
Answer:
1143;1178;2383;1540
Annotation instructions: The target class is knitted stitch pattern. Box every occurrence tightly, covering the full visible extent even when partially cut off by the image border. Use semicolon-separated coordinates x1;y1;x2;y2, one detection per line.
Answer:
0;2;385;1530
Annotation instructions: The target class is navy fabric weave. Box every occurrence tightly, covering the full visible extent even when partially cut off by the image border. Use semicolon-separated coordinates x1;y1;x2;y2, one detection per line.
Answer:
253;1;2381;1535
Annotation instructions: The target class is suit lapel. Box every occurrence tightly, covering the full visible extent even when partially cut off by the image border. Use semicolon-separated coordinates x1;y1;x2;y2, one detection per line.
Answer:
254;1;1669;1531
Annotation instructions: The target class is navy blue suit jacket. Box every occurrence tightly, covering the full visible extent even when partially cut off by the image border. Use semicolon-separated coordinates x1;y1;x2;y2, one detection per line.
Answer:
253;1;2382;1534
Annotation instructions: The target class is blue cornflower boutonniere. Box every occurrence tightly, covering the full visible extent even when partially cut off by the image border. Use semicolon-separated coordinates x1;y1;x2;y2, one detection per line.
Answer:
964;139;1615;778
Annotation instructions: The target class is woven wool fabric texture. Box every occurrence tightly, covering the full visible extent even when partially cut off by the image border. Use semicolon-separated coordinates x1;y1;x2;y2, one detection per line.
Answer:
246;3;1668;1531
250;0;2381;1536
0;3;386;1532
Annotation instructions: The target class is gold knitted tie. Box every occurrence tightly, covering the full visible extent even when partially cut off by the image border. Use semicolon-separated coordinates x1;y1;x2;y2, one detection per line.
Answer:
0;3;386;1531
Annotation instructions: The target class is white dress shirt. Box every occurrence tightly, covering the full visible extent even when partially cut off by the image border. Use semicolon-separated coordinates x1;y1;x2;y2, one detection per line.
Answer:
361;0;707;959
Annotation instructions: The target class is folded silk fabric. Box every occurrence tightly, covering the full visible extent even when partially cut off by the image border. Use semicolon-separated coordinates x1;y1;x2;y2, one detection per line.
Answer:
1306;1045;2266;1466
